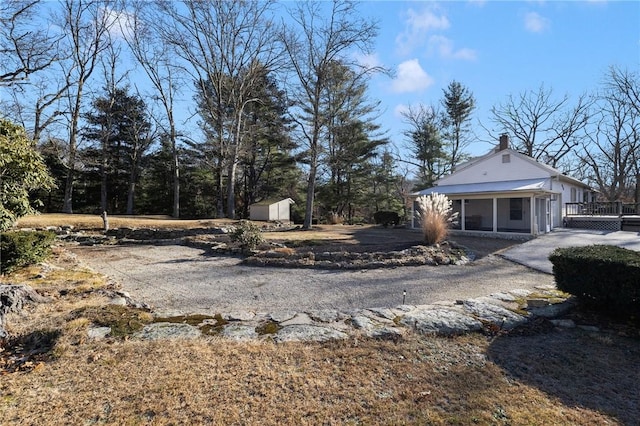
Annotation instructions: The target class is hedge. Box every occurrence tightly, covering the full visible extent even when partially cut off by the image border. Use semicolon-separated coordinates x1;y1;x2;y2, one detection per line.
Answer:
549;245;640;318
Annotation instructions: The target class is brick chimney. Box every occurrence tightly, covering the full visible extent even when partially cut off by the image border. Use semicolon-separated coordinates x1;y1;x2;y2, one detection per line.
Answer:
499;134;509;151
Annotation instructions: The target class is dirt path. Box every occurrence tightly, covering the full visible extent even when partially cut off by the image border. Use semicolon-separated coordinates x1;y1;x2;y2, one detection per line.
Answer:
69;244;554;316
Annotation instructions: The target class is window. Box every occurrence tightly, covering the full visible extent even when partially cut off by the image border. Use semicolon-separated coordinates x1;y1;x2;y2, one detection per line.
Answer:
570;188;577;202
510;198;523;220
502;154;511;163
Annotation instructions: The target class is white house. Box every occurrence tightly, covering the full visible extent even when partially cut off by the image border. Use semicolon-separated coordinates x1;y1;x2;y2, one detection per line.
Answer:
411;135;594;236
249;198;295;222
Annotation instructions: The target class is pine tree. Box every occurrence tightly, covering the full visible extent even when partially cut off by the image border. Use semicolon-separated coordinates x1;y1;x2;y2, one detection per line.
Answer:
442;80;475;171
82;86;154;214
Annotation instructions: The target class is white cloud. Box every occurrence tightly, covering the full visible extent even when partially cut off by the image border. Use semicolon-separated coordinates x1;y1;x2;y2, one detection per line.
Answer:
524;12;550;33
353;52;383;69
391;59;434;93
395;7;450;55
394;104;410;118
428;35;477;61
101;6;136;40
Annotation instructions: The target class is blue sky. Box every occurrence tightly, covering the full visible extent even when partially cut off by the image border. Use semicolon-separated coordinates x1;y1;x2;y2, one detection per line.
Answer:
358;0;640;156
18;1;640;164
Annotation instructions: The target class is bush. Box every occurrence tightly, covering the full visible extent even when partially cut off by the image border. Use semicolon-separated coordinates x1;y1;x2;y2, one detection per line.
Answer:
373;211;401;228
0;119;55;231
1;230;56;274
327;212;344;225
416;193;458;245
549;245;640;318
229;220;264;251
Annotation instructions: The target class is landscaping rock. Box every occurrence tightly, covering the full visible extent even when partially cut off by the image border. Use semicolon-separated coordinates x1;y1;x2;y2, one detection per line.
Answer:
401;308;483;336
0;284;50;317
366;307;397;321
223;311;256;321
308;309;340;323
0;284;50;340
528;299;576;318
268;311;297;323
275;324;348;342
109;297;128;306
87;326;112;339
222;324;259;341
351;315;403;340
280;313;314;326
490;292;518;302
462;299;528;330
135;322;201;340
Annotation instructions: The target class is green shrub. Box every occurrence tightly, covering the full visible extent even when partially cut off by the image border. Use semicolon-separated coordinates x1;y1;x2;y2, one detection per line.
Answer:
549;245;640;318
229;220;264;251
373;211;401;227
1;230;56;274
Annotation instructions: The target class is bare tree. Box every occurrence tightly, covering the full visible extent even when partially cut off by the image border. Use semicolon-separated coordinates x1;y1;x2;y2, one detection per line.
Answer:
0;0;63;85
489;84;592;169
578;67;640;202
121;0;183;217
156;0;281;219
281;0;381;229
0;0;71;143
606;67;640;204
95;33;128;212
57;0;113;213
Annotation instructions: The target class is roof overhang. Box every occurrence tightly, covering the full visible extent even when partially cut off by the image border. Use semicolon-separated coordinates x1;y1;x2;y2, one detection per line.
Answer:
411;178;555;197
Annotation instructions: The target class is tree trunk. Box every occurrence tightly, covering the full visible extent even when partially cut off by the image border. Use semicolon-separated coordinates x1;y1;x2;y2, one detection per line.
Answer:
226;160;237;219
215;156;224;218
172;137;180;218
303;160;317;229
126;180;135;215
62;169;74;213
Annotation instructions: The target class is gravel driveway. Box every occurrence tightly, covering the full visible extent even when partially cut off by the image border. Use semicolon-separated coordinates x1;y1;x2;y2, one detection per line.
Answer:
69;244;554;316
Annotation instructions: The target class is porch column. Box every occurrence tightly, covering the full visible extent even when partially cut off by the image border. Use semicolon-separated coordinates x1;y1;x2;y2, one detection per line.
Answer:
530;196;536;235
492;198;498;232
461;198;466;230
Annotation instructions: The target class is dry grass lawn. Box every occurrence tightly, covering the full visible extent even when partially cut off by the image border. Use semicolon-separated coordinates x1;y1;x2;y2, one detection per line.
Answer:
15;213;235;231
2;215;638;424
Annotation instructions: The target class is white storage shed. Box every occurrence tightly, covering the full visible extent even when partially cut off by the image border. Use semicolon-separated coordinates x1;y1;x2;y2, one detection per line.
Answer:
249;198;295;222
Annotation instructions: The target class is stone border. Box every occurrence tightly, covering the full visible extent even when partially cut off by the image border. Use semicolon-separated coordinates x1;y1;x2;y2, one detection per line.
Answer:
92;285;577;343
37;226;473;270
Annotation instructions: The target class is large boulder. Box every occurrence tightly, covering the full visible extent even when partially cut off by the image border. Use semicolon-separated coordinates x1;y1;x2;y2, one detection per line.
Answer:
0;284;50;340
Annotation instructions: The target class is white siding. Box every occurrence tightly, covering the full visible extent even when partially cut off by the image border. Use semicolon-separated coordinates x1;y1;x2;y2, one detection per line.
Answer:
249;199;293;221
439;149;551;185
249;205;270;221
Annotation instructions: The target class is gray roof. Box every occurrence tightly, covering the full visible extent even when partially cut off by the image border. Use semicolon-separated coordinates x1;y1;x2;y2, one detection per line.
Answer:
250;198;295;207
412;178;551;196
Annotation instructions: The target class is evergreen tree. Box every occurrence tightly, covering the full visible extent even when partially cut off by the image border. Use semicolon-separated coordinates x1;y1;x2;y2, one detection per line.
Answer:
316;61;387;223
82;86;154;214
442;80;475;171
402;105;446;190
238;69;300;218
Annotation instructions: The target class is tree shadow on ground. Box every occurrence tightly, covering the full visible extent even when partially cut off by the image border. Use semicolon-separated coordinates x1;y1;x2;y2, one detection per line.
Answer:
487;328;640;425
1;329;60;373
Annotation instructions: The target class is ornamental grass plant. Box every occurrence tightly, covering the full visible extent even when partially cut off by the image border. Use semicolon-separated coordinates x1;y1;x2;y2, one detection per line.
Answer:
416;193;458;245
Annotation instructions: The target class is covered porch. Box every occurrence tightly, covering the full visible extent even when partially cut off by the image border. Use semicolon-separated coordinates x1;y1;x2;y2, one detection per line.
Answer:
411;179;561;236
